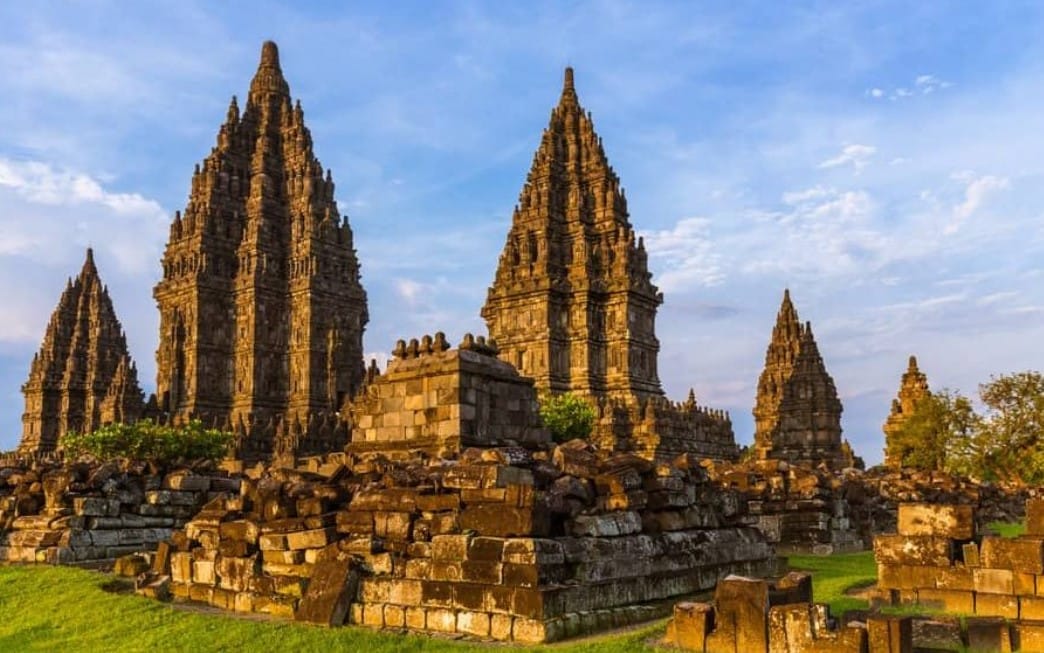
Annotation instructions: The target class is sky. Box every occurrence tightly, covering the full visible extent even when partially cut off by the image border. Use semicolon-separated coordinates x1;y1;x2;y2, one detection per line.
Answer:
1;1;1043;463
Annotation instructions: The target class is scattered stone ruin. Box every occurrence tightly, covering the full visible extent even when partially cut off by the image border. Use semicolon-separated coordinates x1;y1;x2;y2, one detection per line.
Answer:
0;457;237;564
753;290;853;471
481;67;737;463
19;249;145;454
882;356;931;468
137;441;775;642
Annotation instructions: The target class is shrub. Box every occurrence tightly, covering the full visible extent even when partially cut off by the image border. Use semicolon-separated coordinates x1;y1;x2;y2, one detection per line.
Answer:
59;419;232;463
538;393;596;442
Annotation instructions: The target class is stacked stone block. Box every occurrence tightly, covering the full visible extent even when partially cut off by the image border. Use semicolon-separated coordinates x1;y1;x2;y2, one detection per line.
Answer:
708;459;864;554
664;573;872;653
0;461;237;564
149;441;775;642
348;334;550;458
874;500;1044;650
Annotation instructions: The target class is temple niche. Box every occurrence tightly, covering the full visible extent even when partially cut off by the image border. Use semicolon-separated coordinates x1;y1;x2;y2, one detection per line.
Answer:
19;248;144;454
882;355;931;468
482;68;736;462
153;42;368;457
752;289;854;471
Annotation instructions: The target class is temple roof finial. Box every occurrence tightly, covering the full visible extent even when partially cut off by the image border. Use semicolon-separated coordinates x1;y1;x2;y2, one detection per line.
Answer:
564;67;574;91
260;41;280;67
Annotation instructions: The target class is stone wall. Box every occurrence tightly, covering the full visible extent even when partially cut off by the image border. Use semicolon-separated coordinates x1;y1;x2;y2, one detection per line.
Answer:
0;459;238;564
348;334;550;459
142;442;776;642
705;461;1033;554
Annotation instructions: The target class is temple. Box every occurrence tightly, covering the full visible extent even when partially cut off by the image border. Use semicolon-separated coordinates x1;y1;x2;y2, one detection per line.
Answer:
153;41;368;457
882;355;931;467
752;289;850;470
482;68;736;461
19;248;144;453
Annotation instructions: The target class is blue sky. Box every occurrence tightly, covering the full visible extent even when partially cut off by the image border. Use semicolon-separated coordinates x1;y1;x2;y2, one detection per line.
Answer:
1;1;1043;463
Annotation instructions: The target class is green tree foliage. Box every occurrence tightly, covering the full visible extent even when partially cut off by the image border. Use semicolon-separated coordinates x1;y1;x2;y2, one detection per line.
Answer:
971;371;1044;483
538;393;596;442
889;389;977;472
59;419;232;463
889;371;1044;483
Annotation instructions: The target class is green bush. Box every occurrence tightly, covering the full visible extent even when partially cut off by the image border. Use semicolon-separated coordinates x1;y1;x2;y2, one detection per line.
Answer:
538;393;596;442
59;419;232;463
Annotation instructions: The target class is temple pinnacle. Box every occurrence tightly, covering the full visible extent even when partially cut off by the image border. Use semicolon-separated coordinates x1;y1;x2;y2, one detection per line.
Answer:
564;67;574;91
260;40;280;67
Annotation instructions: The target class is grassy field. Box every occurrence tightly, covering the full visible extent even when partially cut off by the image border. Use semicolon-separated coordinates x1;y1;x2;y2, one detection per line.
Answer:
0;552;880;652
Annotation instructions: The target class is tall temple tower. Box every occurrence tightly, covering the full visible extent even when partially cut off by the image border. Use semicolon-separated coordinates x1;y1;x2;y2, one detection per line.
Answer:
20;248;144;453
882;355;931;467
753;290;849;470
154;41;368;456
482;68;663;401
483;69;735;461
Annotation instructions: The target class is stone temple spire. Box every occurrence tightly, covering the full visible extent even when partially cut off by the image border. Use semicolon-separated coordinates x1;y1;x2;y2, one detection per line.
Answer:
482;68;736;462
482;66;662;400
753;289;846;470
154;40;368;457
19;248;144;453
883;355;931;467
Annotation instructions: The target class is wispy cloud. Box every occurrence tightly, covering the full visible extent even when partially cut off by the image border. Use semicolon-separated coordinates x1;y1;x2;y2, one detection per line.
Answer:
818;144;877;171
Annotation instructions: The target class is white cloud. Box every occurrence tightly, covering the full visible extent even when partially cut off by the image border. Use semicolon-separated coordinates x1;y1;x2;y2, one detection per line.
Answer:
946;173;1010;234
818;144;876;171
393;278;429;305
642;216;724;290
915;74;952;94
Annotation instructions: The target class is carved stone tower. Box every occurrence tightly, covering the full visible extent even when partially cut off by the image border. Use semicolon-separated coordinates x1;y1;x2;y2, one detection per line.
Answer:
482;68;663;401
19;248;144;453
753;290;847;469
154;41;368;456
482;69;735;461
882;355;931;468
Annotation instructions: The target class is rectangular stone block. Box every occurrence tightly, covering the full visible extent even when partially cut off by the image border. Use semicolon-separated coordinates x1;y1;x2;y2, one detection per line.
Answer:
1028;499;1044;537
456;610;491;637
426;607;456;633
981;536;1044;574
874;534;954;567
170;551;192;584
1021;595;1044;620
431;534;472;562
975;568;1015;594
285;527;336;550
976;592;1018;619
1015;621;1044;653
966;616;1012;653
897;503;974;539
671;602;712;652
917;588;974;614
866;615;913;653
294;558;359;626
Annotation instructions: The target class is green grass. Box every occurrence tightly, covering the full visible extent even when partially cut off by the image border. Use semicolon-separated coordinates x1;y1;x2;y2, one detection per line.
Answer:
987;520;1025;538
0;565;665;653
0;552;883;652
786;551;877;615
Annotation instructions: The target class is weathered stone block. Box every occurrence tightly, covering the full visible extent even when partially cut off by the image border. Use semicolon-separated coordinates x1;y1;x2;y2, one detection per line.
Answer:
670;602;712;651
1022;595;1044;621
294;558;359;626
1014;621;1044;652
866;615;912;653
285;527;336;550
975;567;1015;595
976;592;1018;619
457;610;491;637
981;536;1044;574
874;534;953;567
917;588;974;614
896;503;974;539
426;607;456;633
966;616;1012;653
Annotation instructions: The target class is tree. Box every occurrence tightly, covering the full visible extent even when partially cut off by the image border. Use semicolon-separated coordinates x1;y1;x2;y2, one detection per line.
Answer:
60;419;233;464
538;393;596;442
969;371;1044;483
887;389;977;472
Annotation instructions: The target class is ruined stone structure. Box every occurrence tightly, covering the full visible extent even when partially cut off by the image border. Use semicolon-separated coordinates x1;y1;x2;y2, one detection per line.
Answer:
482;68;735;462
19;249;144;453
753;290;849;470
154;41;367;457
871;500;1044;650
348;333;550;459
882;355;931;468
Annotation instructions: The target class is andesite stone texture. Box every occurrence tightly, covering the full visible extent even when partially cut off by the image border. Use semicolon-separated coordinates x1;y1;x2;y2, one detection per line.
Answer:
882;355;931;468
753;289;850;471
153;41;368;458
482;68;735;462
19;248;145;453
